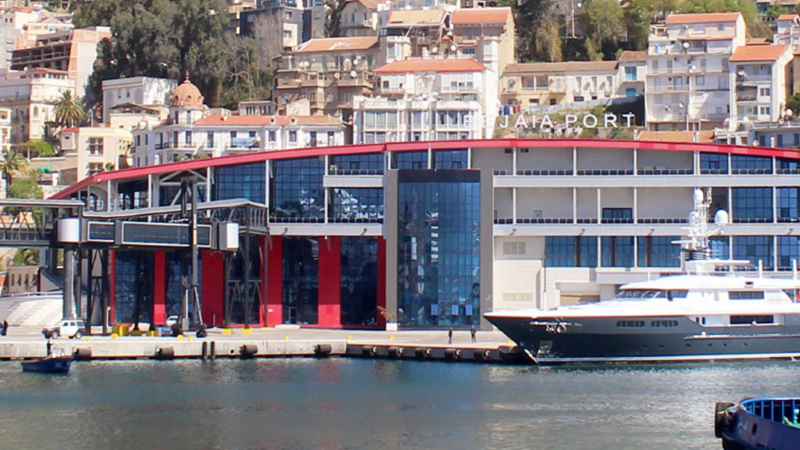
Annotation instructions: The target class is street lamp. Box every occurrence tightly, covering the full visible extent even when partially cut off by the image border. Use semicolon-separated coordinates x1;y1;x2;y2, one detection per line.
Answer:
568;1;582;39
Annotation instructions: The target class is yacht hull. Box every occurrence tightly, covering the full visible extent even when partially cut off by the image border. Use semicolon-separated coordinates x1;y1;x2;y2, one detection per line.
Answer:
486;314;800;364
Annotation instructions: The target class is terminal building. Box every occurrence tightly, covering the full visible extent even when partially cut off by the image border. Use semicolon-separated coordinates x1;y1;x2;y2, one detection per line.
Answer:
52;136;800;330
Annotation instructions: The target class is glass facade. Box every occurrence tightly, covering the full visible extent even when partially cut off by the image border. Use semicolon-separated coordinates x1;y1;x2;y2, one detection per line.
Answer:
700;153;728;174
602;237;633;267
546;237;598;267
282;237;319;325
213;162;265;203
434;150;468;169
731;155;772;174
777;158;800;174
165;252;202;320
710;237;730;260
733;236;774;269
397;171;480;327
394;151;427;169
777;188;800;222
637;236;681;267
271;158;325;221
602;208;633;223
228;236;262;325
114;251;154;324
778;236;800;270
330;188;384;222
341;237;379;326
732;187;773;222
330;154;384;175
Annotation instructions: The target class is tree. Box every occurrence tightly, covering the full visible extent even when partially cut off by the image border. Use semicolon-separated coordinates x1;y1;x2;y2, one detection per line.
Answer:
580;0;624;60
625;0;680;50
0;151;29;196
8;174;44;200
506;0;557;62
767;4;790;20
788;93;800;116
53;91;85;128
17;140;55;158
534;16;563;62
325;0;343;37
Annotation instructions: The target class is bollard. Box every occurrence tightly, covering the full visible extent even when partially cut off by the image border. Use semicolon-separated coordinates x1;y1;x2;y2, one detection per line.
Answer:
73;348;92;361
210;341;216;360
240;344;258;358
201;341;208;361
314;343;332;357
155;347;175;360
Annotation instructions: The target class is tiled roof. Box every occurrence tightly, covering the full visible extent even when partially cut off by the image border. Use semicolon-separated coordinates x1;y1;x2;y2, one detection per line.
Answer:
296;36;379;53
345;0;379;9
730;44;789;62
193;115;342;126
386;9;446;25
503;61;618;75
778;13;799;21
451;7;511;24
375;58;487;74
637;130;715;143
619;50;647;62
665;13;741;24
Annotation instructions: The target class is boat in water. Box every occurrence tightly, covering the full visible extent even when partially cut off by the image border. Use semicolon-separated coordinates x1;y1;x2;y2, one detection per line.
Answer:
21;356;72;373
485;189;800;364
715;398;800;450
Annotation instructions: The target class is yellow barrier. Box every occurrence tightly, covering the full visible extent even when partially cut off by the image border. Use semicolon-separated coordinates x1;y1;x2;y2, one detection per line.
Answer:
242;328;253;335
112;324;130;336
221;328;232;335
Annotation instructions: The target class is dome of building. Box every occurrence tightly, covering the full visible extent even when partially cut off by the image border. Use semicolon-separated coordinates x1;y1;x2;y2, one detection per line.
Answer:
170;73;204;108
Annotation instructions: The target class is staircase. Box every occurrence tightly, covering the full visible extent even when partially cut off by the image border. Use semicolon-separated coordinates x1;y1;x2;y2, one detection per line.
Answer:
0;293;62;328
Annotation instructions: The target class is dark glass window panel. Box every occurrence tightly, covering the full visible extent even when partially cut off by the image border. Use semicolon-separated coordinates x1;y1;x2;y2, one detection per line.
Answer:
777;188;800;220
114;251;154;325
330;188;384;222
700;153;728;174
546;236;597;267
778;236;800;270
434;150;468;170
732;187;773;222
731;155;772;172
165;252;202;320
394;151;428;169
710;237;730;259
270;158;325;220
341;237;379;326
637;236;681;267
283;237;319;325
733;235;773;269
330;154;384;174
602;237;634;267
213;162;265;203
228;236;262;325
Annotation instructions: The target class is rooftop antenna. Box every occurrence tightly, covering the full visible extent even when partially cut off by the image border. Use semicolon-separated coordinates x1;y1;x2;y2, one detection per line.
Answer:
673;188;728;273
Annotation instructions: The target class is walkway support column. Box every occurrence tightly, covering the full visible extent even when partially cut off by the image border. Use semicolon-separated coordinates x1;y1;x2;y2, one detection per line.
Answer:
63;247;75;319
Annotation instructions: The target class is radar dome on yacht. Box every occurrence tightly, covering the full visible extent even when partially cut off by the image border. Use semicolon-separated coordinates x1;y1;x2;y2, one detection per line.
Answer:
714;210;729;226
693;189;704;204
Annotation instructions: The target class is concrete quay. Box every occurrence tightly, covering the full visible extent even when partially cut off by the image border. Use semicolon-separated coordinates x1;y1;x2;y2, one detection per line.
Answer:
0;327;529;364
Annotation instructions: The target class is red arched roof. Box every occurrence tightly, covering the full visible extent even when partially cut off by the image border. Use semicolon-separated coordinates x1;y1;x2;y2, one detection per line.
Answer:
52;138;800;199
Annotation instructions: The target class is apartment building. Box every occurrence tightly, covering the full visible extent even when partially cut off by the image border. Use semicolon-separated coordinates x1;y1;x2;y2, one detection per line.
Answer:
0;6;39;69
276;36;380;118
352;58;498;143
240;0;325;53
450;7;515;77
618;50;647;98
646;13;746;131
101;77;177;124
340;0;379;37
131;76;346;166
501;61;621;111
10;27;110;95
774;13;800;47
729;44;793;127
0;106;9;153
0;68;73;143
382;9;449;61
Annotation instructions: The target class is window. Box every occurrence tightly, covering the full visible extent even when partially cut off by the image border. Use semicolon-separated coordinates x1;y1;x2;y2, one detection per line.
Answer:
574;96;584;102
88;138;103;155
710;237;730;259
503;242;526;255
330;188;384;221
213;161;266;203
268;130;276;142
777;188;800;221
778;236;800;270
732;155;771;174
330;154;384;174
637;236;681;267
730;315;773;325
184;131;192;145
394;151;427;169
729;291;765;300
434;150;468;169
733;236;774;269
207;132;214;148
602;208;632;223
732;188;773;222
626;88;637;98
340;237;379;325
546;236;597;267
759;87;771;96
602;237;633;267
625;66;636;81
270;158;324;220
289;131;297;144
695;75;705;86
700;153;728;174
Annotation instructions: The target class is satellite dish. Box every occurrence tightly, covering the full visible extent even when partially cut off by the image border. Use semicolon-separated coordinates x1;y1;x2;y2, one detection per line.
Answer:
678;102;685;109
334;72;340;79
350;70;357;78
432;46;439;53
714;210;729;226
137;120;148;130
343;59;352;71
693;189;704;205
450;44;457;52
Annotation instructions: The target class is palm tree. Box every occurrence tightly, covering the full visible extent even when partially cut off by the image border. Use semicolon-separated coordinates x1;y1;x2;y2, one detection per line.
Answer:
53;91;85;128
0;151;29;197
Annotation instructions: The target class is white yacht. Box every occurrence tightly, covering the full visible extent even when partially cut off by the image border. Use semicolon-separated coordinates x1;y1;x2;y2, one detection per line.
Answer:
485;189;800;364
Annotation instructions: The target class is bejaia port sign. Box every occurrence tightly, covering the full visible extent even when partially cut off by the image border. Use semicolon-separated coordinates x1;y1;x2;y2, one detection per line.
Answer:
495;112;637;130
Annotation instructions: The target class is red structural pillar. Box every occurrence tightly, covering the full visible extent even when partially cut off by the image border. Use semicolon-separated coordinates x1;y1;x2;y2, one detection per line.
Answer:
377;238;387;328
153;252;166;325
266;236;283;327
201;251;225;327
318;236;341;328
109;250;116;324
259;236;267;327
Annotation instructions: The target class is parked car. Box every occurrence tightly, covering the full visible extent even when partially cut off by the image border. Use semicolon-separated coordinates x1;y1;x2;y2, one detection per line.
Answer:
42;319;86;339
166;315;179;327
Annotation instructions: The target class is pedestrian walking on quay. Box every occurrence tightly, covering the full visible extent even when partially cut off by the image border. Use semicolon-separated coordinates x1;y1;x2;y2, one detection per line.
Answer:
470;325;476;343
448;327;453;344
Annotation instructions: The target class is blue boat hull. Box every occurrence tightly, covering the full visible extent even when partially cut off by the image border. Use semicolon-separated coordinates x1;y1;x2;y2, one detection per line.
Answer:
716;398;800;450
21;357;72;373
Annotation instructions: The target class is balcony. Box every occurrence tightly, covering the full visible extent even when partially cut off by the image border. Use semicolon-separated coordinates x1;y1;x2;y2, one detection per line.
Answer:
637;168;693;175
736;74;771;84
329;168;384;176
156;142;196;150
